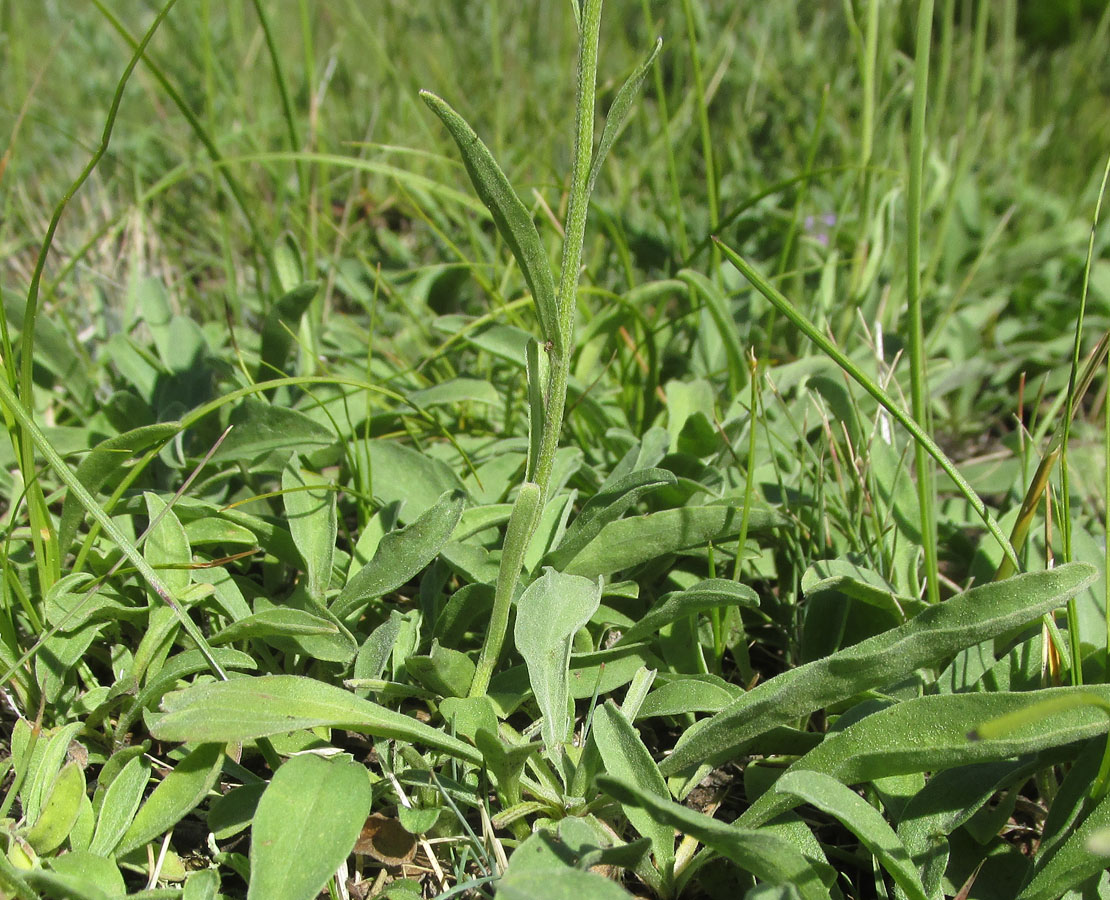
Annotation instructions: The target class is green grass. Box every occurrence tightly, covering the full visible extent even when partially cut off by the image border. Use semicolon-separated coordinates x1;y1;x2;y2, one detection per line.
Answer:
2;1;1110;898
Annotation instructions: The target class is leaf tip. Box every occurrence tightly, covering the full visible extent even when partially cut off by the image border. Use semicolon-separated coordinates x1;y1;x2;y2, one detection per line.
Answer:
966;729;982;742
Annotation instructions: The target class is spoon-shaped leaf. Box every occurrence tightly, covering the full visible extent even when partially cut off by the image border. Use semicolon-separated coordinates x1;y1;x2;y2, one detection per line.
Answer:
248;754;372;900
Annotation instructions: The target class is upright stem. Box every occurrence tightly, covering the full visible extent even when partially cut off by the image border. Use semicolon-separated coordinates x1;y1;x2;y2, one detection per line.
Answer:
469;0;604;698
532;0;603;503
908;0;940;605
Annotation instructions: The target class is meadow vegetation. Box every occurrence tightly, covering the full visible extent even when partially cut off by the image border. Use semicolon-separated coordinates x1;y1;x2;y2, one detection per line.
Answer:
2;1;1110;898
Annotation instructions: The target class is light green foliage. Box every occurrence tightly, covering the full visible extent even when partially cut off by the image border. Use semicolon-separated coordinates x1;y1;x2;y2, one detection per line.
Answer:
2;0;1109;897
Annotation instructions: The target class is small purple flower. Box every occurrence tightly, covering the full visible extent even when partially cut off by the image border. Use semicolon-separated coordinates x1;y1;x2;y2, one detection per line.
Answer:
804;212;836;247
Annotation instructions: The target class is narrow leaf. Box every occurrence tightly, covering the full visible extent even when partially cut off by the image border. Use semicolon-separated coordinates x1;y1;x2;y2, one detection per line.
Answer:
586;38;663;198
545;468;676;570
740;683;1110;828
591;702;675;877
661;563;1096;775
420;90;561;354
147;674;480;764
774;770;928;900
564;504;782;578
282;459;336;603
332;489;465;619
115;742;224;857
616;578;758;646
597;776;829;900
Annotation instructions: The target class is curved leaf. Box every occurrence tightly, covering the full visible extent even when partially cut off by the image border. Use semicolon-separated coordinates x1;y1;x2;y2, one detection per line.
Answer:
420;90;560;354
147;674;480;764
774;770;928;900
662;563;1096;775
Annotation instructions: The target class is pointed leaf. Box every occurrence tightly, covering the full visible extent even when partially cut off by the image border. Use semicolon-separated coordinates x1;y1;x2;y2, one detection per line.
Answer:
420;90;560;354
661;563;1096;775
282;459;336;603
545;468;676;570
147;674;480;764
563;504;781;578
616;578;757;646
115;742;224;857
597;776;829;900
586;38;663;198
591;702;674;876
332;489;465;619
774;770;928;900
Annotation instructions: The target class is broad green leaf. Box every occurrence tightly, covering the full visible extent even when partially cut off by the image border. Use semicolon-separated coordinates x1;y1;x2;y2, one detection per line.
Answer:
332;489;465;619
420;90;560;355
545;468;677;570
586;38;663;199
597;776;829;900
637;676;739;719
497;829;637;900
367;440;467;523
353;612;404;683
89;756;149;856
591;702;675;879
248;755;371;900
215;399;336;463
564;504;781;578
515;568;601;753
661;563;1096;775
282;459;336;603
773;770;928;900
257;281;318;381
26;761;85;854
209;782;266;840
115;647;256;741
499;860;636;900
147;674;481;765
210;607;356;664
116;742;224;857
57;422;179;553
183;867;220;900
739;684;1110;829
46;851;125;898
144;492;191;597
404;641;476;698
407;377;500;409
616;578;758;646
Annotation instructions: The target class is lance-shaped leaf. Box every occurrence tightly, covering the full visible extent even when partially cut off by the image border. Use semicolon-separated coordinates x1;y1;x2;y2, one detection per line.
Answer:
597;776;830;900
147;674;480;765
739;683;1110;829
774;770;928;900
661;563;1096;776
421;90;561;355
563;503;781;578
544;468;676;571
332;490;465;619
586;38;663;198
615;578;758;646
